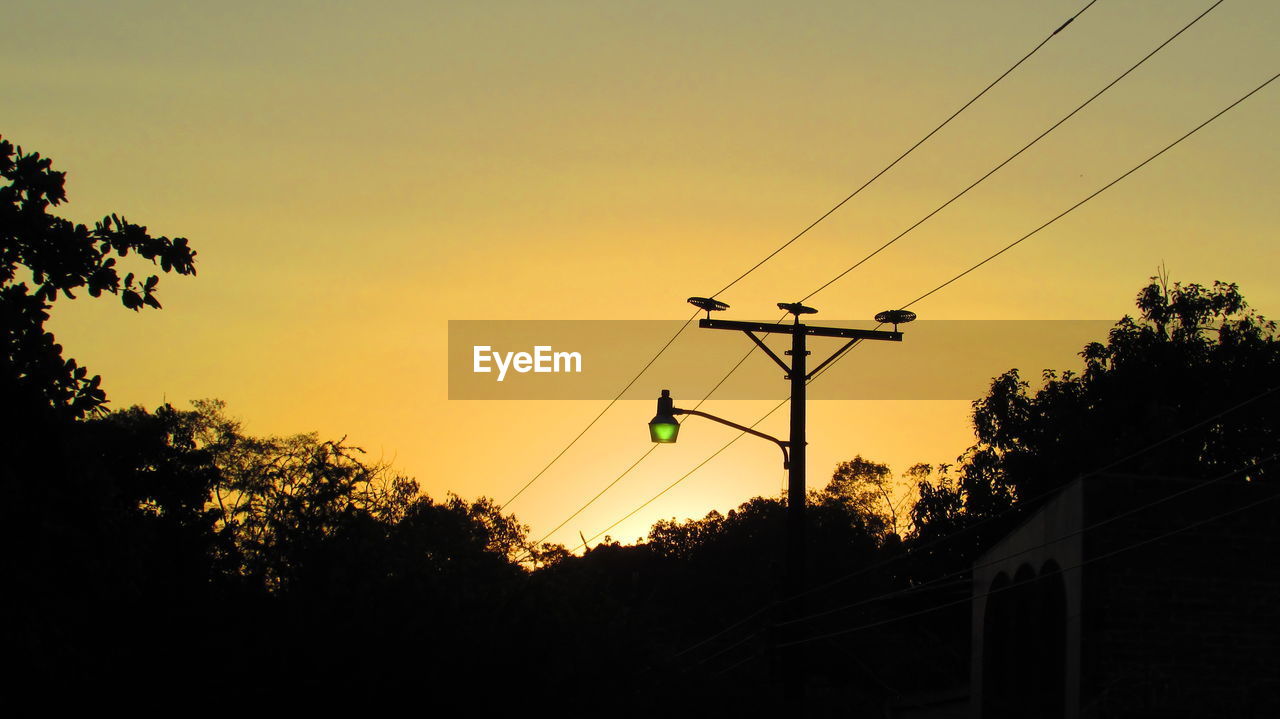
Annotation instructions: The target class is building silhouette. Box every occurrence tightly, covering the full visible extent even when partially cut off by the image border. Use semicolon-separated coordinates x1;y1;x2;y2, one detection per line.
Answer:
971;474;1280;718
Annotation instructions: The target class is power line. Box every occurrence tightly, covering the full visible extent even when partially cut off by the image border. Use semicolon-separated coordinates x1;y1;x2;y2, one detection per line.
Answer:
678;61;1280;642
778;471;1280;647
517;309;805;561
501;311;698;509
500;0;1098;511
720;454;1278;664
900;69;1280;310
712;647;763;676
570;313;867;554
524;342;762;549
620;55;1280;672
709;0;1101;301
538;0;1203;547
800;0;1224;303
779;451;1280;630
680;65;1280;575
676;382;1280;658
591;62;1279;638
695;628;761;668
796;385;1280;600
696;67;1280;604
571;398;792;553
804;67;1280;388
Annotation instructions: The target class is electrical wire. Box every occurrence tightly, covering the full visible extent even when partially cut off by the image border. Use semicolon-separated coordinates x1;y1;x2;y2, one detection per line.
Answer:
499;0;1098;511
530;0;1205;544
580;62;1280;655
678;66;1280;648
501;311;698;509
641;58;1280;673
778;472;1280;647
715;454;1280;667
572;398;792;553
795;384;1280;601
800;0;1224;304
779;451;1280;630
523;343;763;550
900;78;1278;309
709;0;1101;300
806;69;1280;386
675;382;1280;658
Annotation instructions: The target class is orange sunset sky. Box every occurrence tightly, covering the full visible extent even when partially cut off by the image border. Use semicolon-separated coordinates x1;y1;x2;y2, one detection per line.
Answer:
5;0;1277;549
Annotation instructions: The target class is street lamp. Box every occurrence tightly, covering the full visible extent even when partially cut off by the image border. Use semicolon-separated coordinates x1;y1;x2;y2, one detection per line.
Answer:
648;389;681;443
650;389;791;467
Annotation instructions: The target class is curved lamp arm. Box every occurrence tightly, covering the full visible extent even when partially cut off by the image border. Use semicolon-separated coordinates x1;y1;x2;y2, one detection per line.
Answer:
674;407;792;469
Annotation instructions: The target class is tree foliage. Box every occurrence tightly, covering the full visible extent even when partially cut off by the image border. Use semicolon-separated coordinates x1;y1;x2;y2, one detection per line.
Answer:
913;276;1279;537
100;398;539;589
823;455;926;539
10;396;544;696
0;135;196;418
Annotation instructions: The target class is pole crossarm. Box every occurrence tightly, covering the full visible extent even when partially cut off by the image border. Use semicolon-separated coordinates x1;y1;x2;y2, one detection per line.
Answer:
699;318;901;380
674;407;792;469
806;338;860;381
699;317;902;341
744;330;791;374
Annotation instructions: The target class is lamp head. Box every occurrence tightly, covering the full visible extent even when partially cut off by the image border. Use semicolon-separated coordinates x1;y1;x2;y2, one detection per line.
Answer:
649;389;680;443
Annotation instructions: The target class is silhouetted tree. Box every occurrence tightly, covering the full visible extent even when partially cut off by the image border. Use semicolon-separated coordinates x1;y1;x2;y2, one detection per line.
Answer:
0;137;609;702
907;464;964;541
821;455;927;539
974;277;1277;502
907;276;1279;567
108;399;538;591
0;135;196;419
1;137;206;698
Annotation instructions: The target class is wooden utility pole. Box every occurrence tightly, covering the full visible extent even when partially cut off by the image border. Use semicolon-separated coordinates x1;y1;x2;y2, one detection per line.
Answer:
697;303;906;705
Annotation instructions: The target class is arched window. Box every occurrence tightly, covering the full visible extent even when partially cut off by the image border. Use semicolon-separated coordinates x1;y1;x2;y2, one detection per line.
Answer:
1012;564;1039;710
982;571;1014;718
983;562;1069;719
1036;561;1067;718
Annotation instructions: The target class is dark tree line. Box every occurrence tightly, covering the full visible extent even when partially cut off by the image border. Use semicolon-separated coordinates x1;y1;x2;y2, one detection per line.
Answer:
4;135;1277;710
0;136;546;699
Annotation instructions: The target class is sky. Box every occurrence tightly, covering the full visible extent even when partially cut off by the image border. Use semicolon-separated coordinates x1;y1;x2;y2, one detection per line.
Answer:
5;0;1278;549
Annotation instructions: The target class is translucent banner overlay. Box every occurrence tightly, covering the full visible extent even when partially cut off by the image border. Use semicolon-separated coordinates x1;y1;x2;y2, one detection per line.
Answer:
448;320;1113;400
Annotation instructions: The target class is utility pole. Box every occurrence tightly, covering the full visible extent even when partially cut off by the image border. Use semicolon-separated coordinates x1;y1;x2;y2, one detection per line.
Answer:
690;299;912;707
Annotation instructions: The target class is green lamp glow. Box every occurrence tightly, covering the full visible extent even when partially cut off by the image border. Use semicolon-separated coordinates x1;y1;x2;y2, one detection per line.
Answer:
649;389;680;443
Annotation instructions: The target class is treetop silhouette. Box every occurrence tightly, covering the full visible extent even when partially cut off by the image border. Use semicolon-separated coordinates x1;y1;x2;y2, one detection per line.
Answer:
1;135;197;418
911;274;1280;545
